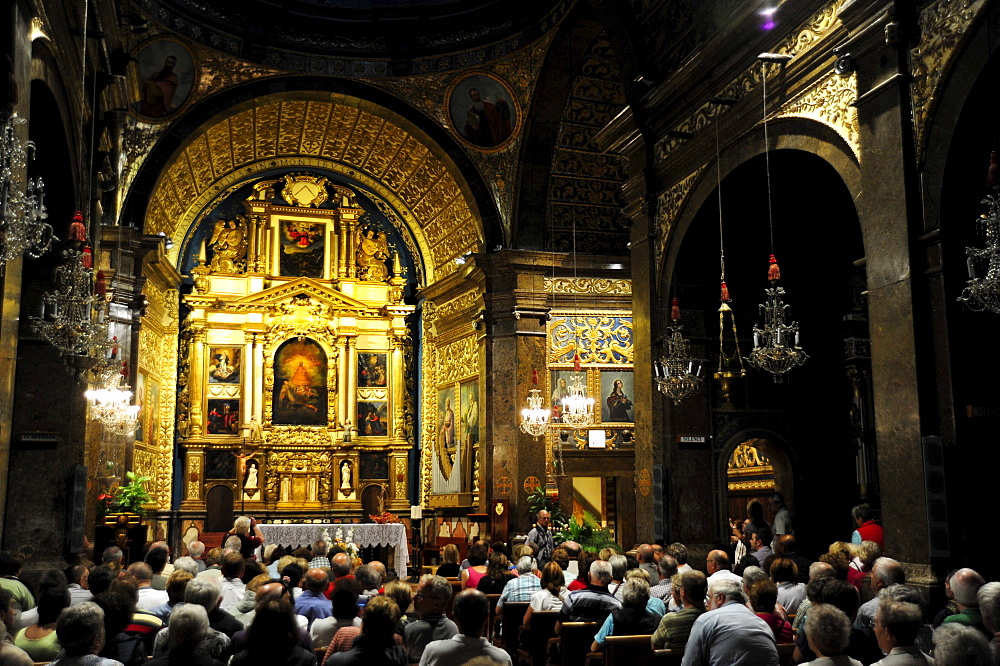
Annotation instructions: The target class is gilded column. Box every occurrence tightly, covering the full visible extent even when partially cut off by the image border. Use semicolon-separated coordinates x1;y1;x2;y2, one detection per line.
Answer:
337;336;348;429
189;328;207;437
180;448;204;509
248;214;264;273
389;335;404;444
346;337;358;430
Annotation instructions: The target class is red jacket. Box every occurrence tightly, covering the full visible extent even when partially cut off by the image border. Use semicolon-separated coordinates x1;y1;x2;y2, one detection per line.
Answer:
855;520;884;550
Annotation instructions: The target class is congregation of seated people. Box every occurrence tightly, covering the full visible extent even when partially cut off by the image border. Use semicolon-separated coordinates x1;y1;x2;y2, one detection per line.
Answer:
2;503;1000;666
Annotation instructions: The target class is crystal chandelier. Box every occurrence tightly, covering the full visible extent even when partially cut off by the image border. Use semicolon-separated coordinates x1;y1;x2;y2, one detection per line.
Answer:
746;53;806;381
560;351;594;427
30;248;113;365
747;255;808;379
958;169;1000;312
656;298;705;404
0;113;55;265
519;369;550;438
86;361;140;435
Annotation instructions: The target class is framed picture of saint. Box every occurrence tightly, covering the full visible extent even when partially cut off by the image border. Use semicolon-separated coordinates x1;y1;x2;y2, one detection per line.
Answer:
130;37;197;121
549;370;579;424
279;220;325;278
358;352;387;387
437;387;457;477
135;372;147;441
460;381;479;450
208;347;241;384
272;338;328;426
207;399;241;435
357;402;388;437
601;370;634;423
446;72;520;151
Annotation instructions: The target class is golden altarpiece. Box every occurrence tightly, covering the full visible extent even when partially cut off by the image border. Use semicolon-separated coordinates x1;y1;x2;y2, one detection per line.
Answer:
171;174;415;518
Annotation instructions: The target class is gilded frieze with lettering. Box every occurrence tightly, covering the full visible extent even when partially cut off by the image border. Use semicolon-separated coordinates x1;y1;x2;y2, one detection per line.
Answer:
548;315;633;365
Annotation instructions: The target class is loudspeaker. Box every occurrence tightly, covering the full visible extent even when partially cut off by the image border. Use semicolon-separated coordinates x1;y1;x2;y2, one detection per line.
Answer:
921;436;950;559
65;465;88;554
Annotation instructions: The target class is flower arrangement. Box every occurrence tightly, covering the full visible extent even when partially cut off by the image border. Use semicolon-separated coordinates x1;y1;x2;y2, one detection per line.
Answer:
369;511;399;524
97;471;153;518
333;526;360;559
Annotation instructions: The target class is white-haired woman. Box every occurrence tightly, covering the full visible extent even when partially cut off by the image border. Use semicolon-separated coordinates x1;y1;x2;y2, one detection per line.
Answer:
148;604;223;666
225;516;264;559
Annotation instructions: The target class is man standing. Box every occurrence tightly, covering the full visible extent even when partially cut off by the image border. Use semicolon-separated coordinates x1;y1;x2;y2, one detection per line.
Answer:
851;503;885;550
405;575;458;664
526;510;555;568
767;493;793;548
681;579;779;665
419;590;512;665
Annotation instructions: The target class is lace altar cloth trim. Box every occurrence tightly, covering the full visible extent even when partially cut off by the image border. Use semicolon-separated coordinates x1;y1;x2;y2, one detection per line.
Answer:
259;523;408;576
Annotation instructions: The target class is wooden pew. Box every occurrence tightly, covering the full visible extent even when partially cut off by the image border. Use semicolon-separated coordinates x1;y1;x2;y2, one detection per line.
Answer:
500;601;530;657
549;621;599;666
515;610;559;666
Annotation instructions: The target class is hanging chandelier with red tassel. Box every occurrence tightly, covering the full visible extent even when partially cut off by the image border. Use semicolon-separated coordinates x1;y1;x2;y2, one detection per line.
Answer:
655;298;706;404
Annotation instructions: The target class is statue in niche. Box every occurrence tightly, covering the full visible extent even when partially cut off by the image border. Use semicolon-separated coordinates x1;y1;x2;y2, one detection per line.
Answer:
208;216;248;273
340;460;352;489
355;227;390;282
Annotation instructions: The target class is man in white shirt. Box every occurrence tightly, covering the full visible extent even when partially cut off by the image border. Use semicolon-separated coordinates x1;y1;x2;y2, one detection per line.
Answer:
128;562;169;610
669;543;694;575
705;550;743;589
218;550;246;612
66;564;93;605
420;589;512;665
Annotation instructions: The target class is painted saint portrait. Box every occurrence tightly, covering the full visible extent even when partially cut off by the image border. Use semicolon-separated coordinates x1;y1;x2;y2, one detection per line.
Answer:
207;399;240;435
135;372;146;441
447;73;518;150
279;220;325;278
358;352;387;387
437;387;457;477
146;380;160;445
460;381;479;450
601;370;634;423
208;347;241;384
131;38;195;120
357;401;388;437
549;370;578;424
272;338;327;426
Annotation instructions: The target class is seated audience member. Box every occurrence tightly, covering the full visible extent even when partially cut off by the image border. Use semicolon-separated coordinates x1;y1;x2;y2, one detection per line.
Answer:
148;603;224;666
172;558;200;577
624;568;666;616
50;602;120;666
940;567;988;636
796;578;881;666
870;599;932;665
651;570;707;650
803;603;862;666
189;577;243;638
980;581;1000;654
828;542;866;592
309;541;332;570
261;546;280;578
931;623;993;666
354;565;381;605
330;553;354;581
855;558;906;636
460;543;489;590
219;552;246;612
419;590;511;665
108;576;163;651
404;575;457;664
102;547;125;575
568;552;596;592
87;566;117;598
748;579;793;643
13;583;69;660
92;588;146;666
459;540;490;571
230;574;273;627
66;564;93;605
435;544;461;578
310;577;362;648
382;580;413;635
819;550;852;582
147;545;171;591
557;560;621;628
524;561;568;625
240;560;267;584
705;550;743;587
591;577;660;653
667;543;692;575
15;568;65;629
772;535;813;583
1;589;33;666
850;504;884;551
608;554;627;598
129;562;169;611
637;544;661;584
0;551;34;623
849;541;882;581
197;549;224;583
650;554;678;603
231;600;315;666
682;579;779;665
147;570;194;622
497;556;541;608
153;578;230;659
294;568;332;627
230;581;312;655
326;596;407;666
475;552;512;594
187;541;207;572
771;557;807;615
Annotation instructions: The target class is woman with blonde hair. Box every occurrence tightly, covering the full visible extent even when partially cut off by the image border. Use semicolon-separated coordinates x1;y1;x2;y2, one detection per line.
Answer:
523;562;568;624
226;516;265;559
435;544;460;578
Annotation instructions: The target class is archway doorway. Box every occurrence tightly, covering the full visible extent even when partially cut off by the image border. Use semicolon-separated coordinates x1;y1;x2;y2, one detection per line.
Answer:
725;438;793;539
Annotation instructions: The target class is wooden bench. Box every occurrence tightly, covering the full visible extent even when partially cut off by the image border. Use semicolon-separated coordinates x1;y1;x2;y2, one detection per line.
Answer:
500;601;530;657
515;610;559;666
549;621;599;666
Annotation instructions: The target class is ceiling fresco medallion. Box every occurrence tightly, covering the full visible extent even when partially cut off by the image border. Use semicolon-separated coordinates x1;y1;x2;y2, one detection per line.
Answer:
128;36;199;123
446;71;521;153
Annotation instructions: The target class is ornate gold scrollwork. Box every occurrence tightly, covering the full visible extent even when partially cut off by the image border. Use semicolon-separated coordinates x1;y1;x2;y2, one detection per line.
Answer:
208;215;249;273
655;167;706;285
355;226;391;282
548;315;633;365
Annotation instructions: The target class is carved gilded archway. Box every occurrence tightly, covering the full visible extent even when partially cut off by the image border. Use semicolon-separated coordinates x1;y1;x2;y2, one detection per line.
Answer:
144;91;485;283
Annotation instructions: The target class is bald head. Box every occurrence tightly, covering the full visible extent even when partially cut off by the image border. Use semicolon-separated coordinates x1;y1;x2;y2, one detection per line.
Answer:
706;550;730;574
809;562;835;581
331;552;352;577
370;561;386;584
951;568;985;608
304;568;329;593
256;582;289;606
637;544;654;564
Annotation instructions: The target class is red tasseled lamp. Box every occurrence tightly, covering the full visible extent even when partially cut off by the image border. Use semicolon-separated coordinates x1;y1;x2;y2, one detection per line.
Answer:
573;351;581;372
69;211;87;242
81;246;93;269
988;150;998;189
768;254;781;281
720;281;730;302
671;297;681;322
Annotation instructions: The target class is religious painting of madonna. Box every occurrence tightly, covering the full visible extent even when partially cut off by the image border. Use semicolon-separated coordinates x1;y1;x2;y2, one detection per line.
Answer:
279;219;325;278
358;352;387;387
357;402;388;437
600;370;634;423
207;399;241;435
272;338;328;426
208;347;241;384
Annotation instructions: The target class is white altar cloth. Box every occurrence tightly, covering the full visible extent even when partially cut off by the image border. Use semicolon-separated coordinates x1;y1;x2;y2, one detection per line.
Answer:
259;523;408;577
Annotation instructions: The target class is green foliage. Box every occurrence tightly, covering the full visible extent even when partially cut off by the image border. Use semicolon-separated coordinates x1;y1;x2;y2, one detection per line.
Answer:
526;488;568;529
111;471;153;515
554;512;622;553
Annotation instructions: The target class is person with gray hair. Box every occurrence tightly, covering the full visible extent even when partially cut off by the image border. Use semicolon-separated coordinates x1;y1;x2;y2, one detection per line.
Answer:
855;557;906;635
309;541;331;570
608;554;628;598
680;579;778;665
941;567;988;637
147;604;219;666
979;582;1000;651
525;510;555;567
187;541;206;569
932;623;994;666
496;556;540;609
50;602;117;665
870;599;932;665
173;557;200;576
556;560;621;629
804;604;859;665
152;578;232;659
590;577;660;653
651;554;678;603
404;575;458;664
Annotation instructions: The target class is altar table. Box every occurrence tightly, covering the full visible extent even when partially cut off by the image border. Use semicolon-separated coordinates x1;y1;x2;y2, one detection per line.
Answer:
259;523;408;577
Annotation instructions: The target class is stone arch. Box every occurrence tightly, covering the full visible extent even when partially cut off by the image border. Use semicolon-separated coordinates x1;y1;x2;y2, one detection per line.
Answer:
661;118;862;295
717;429;796;542
139;90;491;284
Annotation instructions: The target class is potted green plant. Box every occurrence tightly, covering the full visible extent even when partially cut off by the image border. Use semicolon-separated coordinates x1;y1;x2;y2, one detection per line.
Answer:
110;471;153;516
